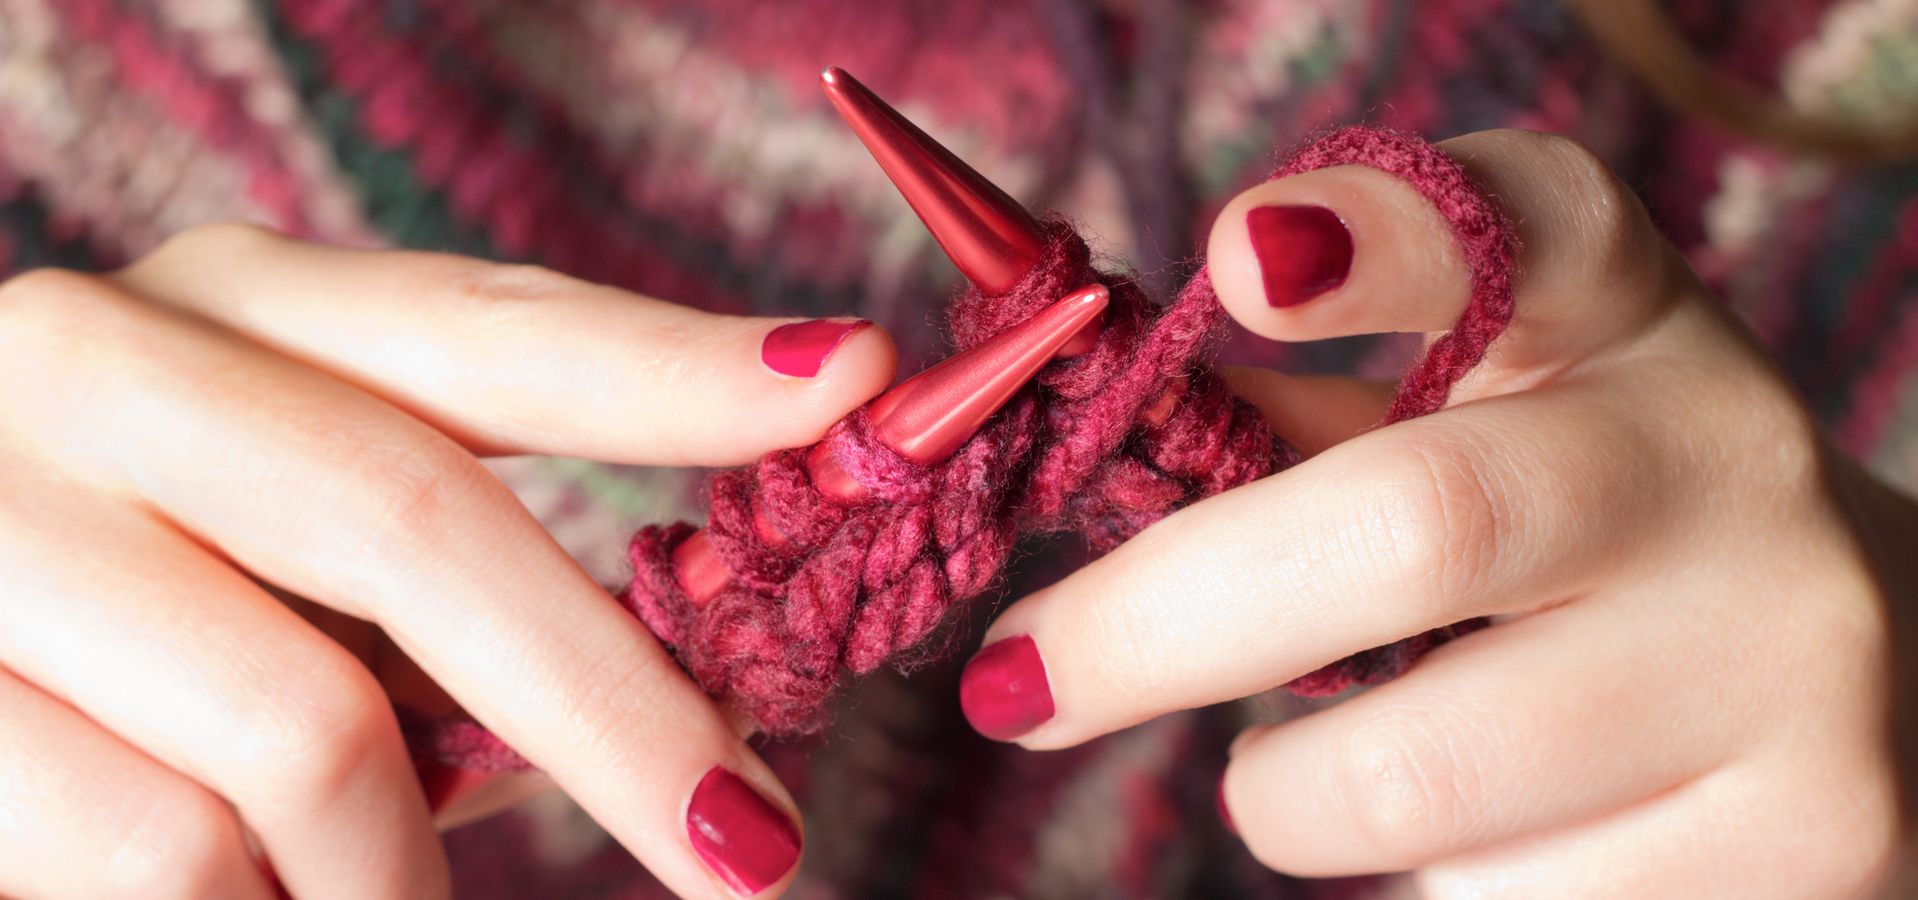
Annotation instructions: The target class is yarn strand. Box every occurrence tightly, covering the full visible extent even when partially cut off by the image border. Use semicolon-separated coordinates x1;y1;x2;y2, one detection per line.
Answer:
404;125;1520;767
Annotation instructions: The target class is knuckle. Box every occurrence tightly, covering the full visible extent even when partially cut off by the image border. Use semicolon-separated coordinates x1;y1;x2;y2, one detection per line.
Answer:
312;426;490;568
549;641;697;767
434;258;617;365
1510;130;1659;287
228;651;393;814
105;785;246;898
1359;434;1508;619
0;267;128;347
1077;559;1196;703
1337;713;1463;866
446;261;591;320
144;221;282;265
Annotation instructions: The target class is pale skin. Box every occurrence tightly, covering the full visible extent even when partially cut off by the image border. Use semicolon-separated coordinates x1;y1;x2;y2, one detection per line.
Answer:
0;128;1906;898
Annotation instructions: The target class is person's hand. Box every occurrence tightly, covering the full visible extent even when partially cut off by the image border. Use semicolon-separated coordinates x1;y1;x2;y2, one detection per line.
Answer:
0;224;896;899
958;130;1908;897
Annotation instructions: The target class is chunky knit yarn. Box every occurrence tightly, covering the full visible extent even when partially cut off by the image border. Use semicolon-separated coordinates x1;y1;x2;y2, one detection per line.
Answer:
403;125;1520;771
626;124;1520;735
625;221;1284;736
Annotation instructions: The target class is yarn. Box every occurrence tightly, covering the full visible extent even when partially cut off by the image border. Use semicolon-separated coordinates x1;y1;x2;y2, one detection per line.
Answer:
625;217;1286;737
1270;125;1521;695
408;124;1519;766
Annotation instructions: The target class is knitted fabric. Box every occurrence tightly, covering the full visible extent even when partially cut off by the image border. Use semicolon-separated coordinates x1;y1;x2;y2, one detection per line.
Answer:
632;123;1520;735
624;221;1279;738
404;124;1519;770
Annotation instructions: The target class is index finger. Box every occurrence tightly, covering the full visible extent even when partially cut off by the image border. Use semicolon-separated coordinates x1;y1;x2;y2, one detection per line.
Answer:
112;223;897;466
959;383;1668;748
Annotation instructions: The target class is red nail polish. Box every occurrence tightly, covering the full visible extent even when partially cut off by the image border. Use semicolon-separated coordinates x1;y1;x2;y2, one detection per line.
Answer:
959;635;1054;741
687;767;802;896
1247;205;1352;307
677;288;1107;604
761;319;870;377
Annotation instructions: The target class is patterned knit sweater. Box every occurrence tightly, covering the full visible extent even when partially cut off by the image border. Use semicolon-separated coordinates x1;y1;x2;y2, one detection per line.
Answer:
4;0;1917;896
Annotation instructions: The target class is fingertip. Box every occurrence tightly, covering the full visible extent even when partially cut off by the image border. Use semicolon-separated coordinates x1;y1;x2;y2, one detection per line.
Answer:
814;316;898;396
959;632;1057;744
1206;165;1472;342
758;315;898;439
683;317;898;466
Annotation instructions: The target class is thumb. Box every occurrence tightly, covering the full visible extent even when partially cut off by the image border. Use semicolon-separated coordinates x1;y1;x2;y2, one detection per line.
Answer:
111;223;897;466
1205;129;1677;375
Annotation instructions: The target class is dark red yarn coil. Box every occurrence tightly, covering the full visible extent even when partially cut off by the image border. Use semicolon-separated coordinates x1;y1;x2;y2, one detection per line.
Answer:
404;125;1519;766
623;216;1292;736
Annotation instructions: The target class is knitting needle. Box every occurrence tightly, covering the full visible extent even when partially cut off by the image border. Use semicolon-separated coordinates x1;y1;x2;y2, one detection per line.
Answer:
673;284;1110;604
823;66;1191;424
820;66;1046;295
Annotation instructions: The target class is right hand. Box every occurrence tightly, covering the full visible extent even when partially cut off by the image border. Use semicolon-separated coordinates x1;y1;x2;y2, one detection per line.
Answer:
0;224;898;899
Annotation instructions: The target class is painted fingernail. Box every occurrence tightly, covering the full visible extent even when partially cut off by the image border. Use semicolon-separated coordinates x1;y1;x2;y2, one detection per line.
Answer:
1247;205;1352;307
959;634;1054;740
1217;775;1237;835
687;767;802;896
761;319;870;377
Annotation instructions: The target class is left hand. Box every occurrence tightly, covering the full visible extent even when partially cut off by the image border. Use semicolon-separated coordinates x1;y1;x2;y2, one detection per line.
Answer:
956;130;1909;898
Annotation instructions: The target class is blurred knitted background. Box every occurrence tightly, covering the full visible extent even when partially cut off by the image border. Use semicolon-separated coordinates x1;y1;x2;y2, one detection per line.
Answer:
2;0;1916;896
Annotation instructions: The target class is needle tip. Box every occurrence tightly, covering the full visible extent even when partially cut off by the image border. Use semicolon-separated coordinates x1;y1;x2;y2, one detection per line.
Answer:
869;284;1109;464
820;67;1047;295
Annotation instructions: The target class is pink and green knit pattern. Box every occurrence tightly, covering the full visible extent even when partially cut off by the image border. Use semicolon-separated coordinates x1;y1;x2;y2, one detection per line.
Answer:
5;0;1917;895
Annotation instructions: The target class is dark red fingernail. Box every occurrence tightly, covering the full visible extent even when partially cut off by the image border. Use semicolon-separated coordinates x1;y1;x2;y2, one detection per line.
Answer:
687;767;802;896
1217;775;1237;835
761;319;870;377
959;635;1054;741
1247;205;1352;307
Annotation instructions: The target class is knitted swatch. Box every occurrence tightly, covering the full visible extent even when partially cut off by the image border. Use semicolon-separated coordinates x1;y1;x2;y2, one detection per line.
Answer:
407;125;1518;769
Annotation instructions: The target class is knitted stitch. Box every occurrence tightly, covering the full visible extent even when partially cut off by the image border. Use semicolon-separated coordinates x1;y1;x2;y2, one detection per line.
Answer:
405;124;1520;770
627;124;1517;733
624;218;1282;737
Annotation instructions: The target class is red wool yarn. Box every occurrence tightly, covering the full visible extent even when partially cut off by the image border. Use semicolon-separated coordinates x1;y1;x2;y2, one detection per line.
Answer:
406;125;1519;767
626;219;1289;736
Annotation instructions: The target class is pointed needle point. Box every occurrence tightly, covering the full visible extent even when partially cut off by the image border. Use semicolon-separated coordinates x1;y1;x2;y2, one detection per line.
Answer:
868;284;1108;464
821;66;1047;294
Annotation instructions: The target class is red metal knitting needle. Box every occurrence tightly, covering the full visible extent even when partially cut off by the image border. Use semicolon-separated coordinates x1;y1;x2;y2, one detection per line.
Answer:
824;66;1200;419
821;66;1046;295
820;66;1104;357
674;284;1110;603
